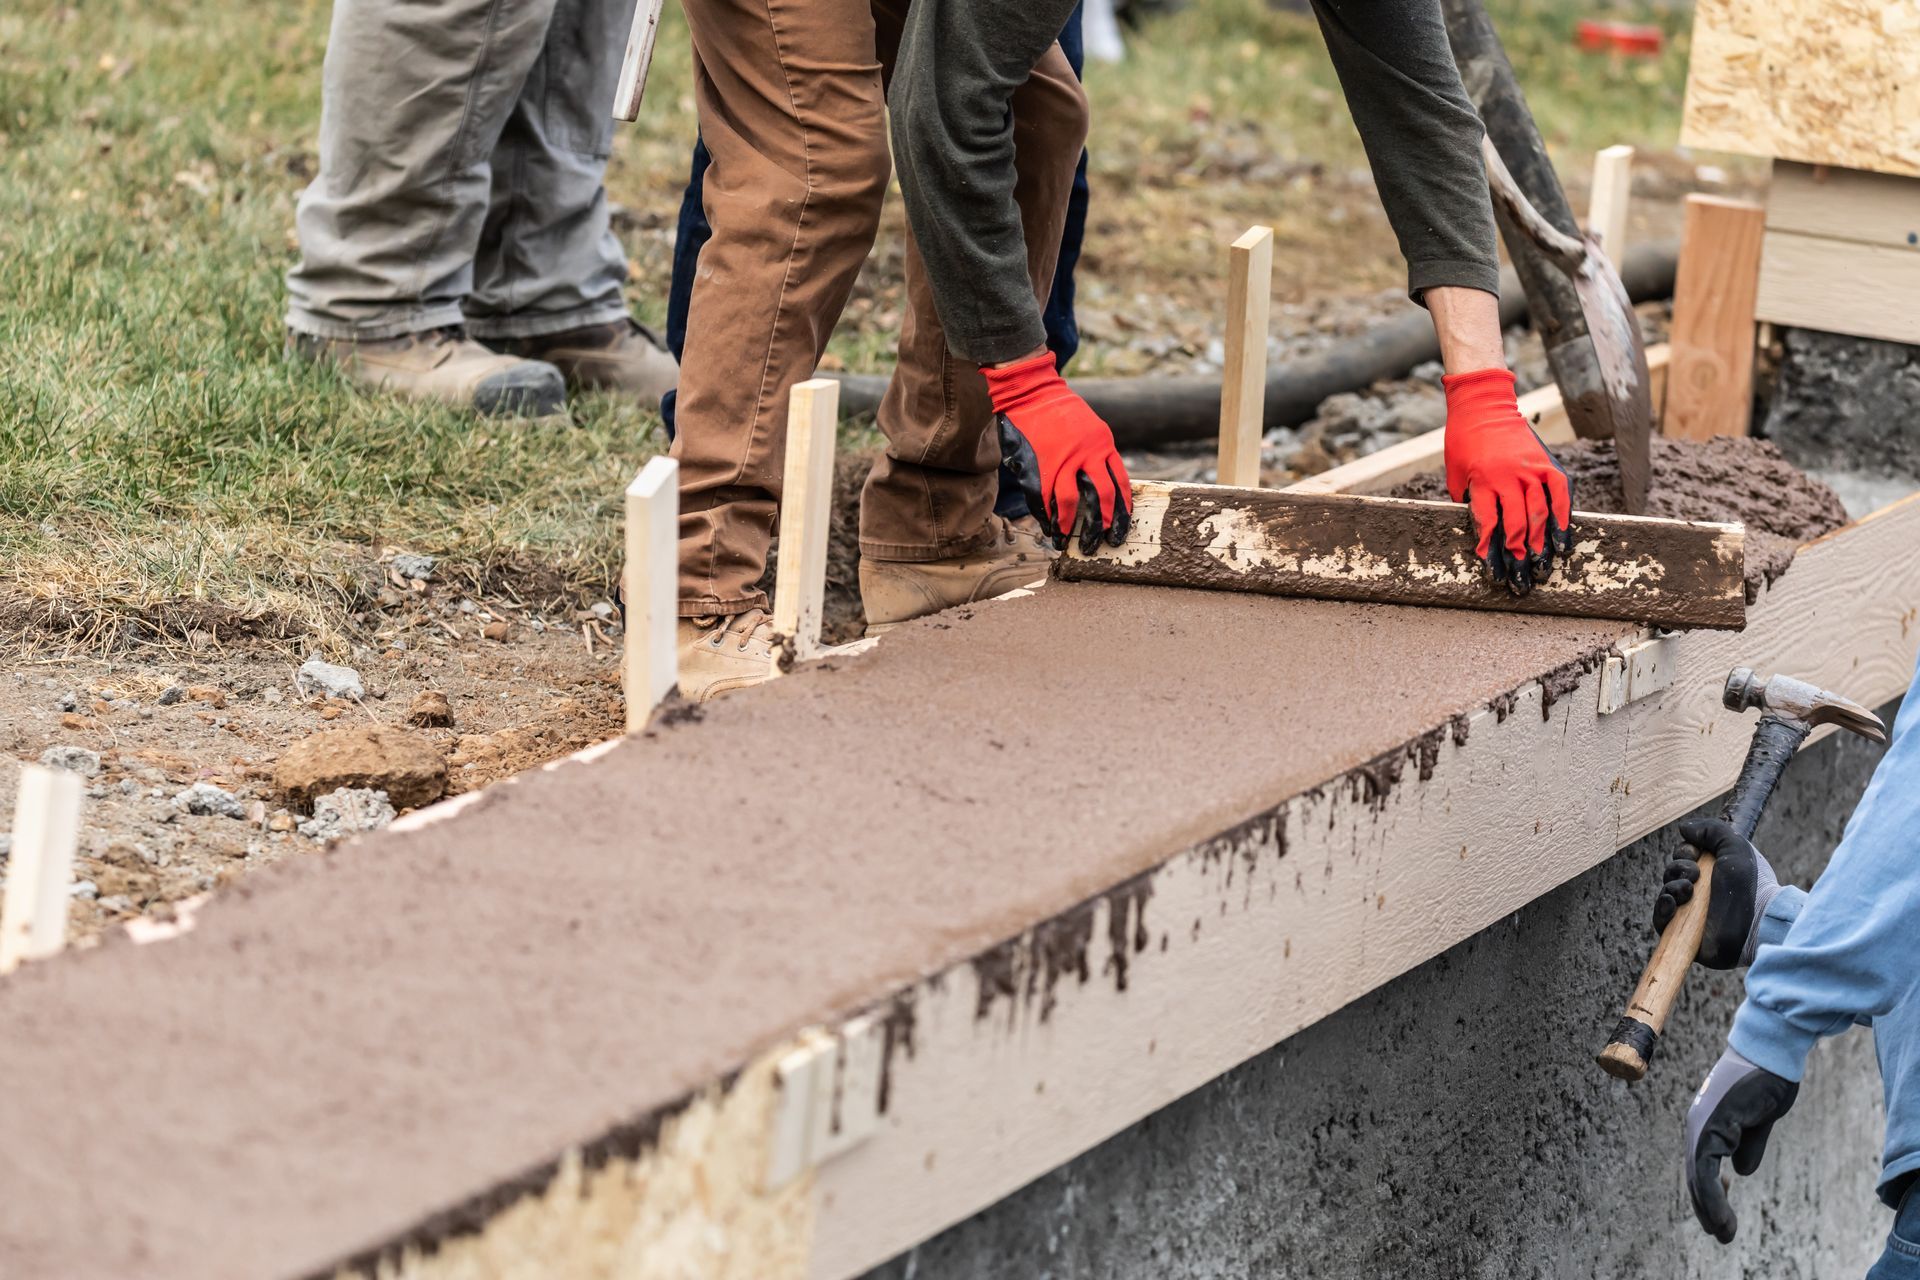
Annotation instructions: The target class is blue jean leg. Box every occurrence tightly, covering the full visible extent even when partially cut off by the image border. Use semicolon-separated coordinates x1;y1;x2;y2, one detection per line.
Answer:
1868;1184;1920;1280
658;137;712;438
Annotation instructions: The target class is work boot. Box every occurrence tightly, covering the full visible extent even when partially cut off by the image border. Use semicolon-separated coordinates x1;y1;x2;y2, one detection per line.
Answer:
488;318;678;406
676;608;780;703
859;516;1053;637
288;326;565;418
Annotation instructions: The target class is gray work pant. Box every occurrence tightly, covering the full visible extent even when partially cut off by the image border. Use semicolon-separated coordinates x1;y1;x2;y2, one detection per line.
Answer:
285;0;634;340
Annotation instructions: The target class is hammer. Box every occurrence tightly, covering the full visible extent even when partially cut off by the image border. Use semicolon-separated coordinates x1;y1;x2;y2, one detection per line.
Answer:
1595;667;1887;1082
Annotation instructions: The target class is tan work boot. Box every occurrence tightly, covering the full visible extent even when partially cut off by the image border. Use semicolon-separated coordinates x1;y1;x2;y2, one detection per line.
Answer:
859;517;1054;637
488;318;678;406
288;325;566;418
676;608;780;703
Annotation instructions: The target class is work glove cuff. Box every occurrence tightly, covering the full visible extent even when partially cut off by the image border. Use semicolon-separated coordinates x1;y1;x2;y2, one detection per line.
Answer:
1741;861;1782;967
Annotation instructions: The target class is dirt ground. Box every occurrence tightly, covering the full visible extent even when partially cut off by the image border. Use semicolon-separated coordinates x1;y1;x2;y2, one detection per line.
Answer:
0;577;624;945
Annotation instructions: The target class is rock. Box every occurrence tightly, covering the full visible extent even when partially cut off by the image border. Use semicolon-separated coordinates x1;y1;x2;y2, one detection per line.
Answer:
296;658;366;701
274;724;447;809
70;879;98;900
267;811;296;833
98;894;135;915
187;685;226;709
406;690;455;728
173;782;247;820
117;779;141;797
590;600;615;621
59;712;97;732
482;620;511;642
157;685;187;706
39;745;101;777
391;553;436;581
297;788;397;842
55;691;77;712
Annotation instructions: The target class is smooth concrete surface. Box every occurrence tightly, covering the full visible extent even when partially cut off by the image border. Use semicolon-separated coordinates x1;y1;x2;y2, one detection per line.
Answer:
866;699;1899;1280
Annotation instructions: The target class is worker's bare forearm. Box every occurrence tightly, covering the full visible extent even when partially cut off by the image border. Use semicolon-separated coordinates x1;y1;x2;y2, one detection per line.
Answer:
1426;285;1506;375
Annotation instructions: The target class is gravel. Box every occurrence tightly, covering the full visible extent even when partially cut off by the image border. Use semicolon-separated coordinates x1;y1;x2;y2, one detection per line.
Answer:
296;658;366;702
297;788;397;843
390;553;436;581
157;685;188;706
173;783;247;820
39;746;102;777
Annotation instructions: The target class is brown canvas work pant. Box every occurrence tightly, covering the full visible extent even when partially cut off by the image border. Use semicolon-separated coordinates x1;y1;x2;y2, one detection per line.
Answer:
672;0;1089;616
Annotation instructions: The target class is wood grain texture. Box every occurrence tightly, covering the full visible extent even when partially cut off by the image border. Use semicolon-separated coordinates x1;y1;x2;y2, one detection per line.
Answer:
622;456;679;730
1285;346;1671;497
1680;0;1920;179
1588;145;1635;259
611;0;665;121
1665;196;1765;442
1757;229;1920;346
771;379;839;661
1766;161;1920;247
1216;227;1273;488
1061;480;1747;629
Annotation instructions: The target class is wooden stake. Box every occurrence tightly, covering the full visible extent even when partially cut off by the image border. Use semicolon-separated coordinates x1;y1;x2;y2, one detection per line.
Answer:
1664;195;1765;442
624;455;679;732
1061;480;1747;630
771;378;840;663
1587;144;1634;259
1216;226;1273;489
611;0;665;122
0;764;83;975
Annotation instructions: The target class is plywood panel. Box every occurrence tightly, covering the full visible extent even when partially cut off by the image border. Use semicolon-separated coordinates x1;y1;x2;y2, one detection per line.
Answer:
1755;228;1920;345
1681;0;1920;179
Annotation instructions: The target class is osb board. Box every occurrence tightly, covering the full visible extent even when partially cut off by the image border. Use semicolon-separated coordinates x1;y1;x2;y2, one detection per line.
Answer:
1681;0;1920;179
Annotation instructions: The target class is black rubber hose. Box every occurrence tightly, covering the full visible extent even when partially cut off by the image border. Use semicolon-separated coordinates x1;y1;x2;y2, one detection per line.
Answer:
826;239;1676;450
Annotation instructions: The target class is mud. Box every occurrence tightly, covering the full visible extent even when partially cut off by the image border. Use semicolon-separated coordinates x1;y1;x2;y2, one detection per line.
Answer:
0;581;1626;1279
1390;435;1849;602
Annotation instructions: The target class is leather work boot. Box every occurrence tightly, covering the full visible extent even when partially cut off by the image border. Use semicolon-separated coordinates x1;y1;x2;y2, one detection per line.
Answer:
859;516;1053;637
676;608;780;703
488;318;678;406
289;326;565;418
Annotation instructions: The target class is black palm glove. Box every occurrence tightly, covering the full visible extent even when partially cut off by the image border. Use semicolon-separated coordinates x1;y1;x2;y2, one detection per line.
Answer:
1685;1047;1799;1243
1652;819;1781;969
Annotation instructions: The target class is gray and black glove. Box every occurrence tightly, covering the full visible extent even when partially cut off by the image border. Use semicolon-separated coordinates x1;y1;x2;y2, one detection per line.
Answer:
1685;1047;1799;1243
1652;819;1781;969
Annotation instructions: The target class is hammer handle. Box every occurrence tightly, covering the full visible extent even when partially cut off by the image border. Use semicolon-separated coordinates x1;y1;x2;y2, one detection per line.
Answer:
1597;713;1812;1081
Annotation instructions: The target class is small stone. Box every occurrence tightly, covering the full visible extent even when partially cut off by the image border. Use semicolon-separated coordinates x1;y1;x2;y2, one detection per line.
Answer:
247;799;268;826
297;787;397;842
187;685;226;709
590;601;615;621
70;879;98;900
261;686;285;705
318;705;343;721
173;782;247;820
528;618;545;634
406;689;455;729
296;658;366;701
275;724;447;809
87;785;107;800
391;553;436;581
157;685;187;706
55;691;77;712
39;745;102;777
267;811;296;833
117;779;141;797
482;620;511;642
458;598;478;615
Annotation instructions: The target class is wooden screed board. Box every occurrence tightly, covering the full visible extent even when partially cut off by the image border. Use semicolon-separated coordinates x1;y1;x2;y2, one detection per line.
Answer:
1059;481;1747;630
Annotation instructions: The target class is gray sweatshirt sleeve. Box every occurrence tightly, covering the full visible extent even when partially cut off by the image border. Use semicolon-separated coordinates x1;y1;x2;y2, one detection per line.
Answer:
1308;0;1502;301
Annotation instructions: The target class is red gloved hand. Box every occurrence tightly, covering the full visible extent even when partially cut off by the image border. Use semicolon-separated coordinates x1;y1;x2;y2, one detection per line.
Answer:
983;352;1132;554
1442;367;1574;595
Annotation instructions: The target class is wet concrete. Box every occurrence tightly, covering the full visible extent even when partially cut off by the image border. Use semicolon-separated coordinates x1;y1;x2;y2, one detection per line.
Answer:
865;703;1898;1280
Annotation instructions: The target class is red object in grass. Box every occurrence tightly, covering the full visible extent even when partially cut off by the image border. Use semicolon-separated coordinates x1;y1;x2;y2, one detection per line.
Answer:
1576;19;1664;55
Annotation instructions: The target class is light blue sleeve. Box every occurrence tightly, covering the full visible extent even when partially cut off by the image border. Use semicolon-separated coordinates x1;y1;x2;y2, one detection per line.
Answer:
1729;651;1920;1083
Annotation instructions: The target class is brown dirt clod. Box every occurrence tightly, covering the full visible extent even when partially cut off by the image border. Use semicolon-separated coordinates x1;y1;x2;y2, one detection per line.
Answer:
274;723;448;810
406;689;455;729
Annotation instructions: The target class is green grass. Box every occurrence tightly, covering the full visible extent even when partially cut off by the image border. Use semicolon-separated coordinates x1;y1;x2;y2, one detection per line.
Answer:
0;0;1692;652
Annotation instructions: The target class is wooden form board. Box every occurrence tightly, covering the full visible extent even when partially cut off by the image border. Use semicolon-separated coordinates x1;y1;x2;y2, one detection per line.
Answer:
1059;481;1746;630
771;379;840;661
1757;161;1920;346
1284;345;1672;498
383;489;1920;1280
1680;0;1920;179
623;457;679;731
0;765;82;975
1588;145;1635;259
1665;196;1765;442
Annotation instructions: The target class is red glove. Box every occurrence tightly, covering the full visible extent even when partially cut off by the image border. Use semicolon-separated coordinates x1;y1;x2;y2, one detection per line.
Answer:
1442;367;1574;595
983;353;1132;553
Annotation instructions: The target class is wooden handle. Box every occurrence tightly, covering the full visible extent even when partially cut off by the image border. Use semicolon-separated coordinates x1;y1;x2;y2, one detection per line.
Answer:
1596;852;1715;1080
